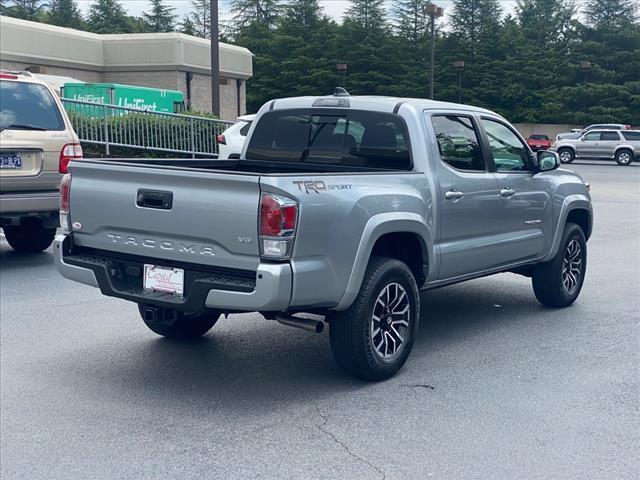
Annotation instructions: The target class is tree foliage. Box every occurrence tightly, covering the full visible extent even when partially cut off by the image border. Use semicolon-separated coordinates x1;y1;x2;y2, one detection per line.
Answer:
86;0;131;33
142;0;176;33
46;0;83;29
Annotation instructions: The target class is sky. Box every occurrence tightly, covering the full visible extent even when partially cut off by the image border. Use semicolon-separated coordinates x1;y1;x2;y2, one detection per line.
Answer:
75;1;522;27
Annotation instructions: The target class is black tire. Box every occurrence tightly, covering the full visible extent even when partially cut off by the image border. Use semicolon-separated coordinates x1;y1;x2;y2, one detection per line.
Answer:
558;148;575;164
3;222;56;253
532;223;587;308
615;149;634;166
329;257;420;381
138;304;220;339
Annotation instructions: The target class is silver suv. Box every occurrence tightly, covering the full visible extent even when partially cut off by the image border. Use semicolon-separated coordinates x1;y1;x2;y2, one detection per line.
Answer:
0;70;82;252
556;123;629;141
552;129;639;166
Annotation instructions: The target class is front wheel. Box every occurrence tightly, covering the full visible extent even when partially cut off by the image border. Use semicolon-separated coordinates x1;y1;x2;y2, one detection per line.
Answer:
558;148;575;164
138;304;220;339
329;257;420;381
615;149;634;166
532;223;587;308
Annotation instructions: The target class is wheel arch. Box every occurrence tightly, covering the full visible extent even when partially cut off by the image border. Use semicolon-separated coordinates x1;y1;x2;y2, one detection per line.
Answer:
543;196;592;262
334;213;433;311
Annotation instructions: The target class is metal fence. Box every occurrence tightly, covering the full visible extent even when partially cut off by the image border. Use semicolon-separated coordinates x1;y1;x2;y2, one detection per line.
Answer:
62;98;234;158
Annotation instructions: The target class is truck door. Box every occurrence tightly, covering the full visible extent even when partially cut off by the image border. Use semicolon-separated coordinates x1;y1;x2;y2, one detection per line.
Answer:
427;113;503;280
478;117;552;262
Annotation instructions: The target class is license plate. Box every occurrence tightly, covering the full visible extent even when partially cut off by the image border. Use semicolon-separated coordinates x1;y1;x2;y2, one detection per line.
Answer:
536;144;542;148
143;264;184;296
0;153;22;169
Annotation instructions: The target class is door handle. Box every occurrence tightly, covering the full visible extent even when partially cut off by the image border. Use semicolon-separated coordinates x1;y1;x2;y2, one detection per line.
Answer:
445;189;464;200
500;188;516;198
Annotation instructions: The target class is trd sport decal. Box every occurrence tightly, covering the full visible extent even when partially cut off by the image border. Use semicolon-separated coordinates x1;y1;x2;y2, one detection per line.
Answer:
293;180;353;194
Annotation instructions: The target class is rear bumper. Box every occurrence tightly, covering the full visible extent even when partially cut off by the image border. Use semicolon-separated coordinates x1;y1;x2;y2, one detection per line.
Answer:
54;235;292;312
0;191;59;215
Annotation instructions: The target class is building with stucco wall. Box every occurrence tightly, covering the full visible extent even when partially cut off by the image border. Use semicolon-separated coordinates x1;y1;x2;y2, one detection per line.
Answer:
0;16;253;120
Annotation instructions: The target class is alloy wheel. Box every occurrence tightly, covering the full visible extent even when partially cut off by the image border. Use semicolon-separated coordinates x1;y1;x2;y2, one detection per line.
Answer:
562;239;583;294
371;283;410;360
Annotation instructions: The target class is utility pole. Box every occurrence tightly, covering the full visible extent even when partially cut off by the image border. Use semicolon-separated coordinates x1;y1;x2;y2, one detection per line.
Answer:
423;3;444;100
454;61;465;104
210;0;220;117
336;63;348;88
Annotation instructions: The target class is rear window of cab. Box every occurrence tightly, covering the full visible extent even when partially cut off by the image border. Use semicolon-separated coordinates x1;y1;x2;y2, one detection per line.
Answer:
245;109;412;170
0;81;65;131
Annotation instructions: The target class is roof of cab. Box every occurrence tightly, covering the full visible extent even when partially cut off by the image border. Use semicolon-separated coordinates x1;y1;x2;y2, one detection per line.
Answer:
0;69;51;85
268;94;498;117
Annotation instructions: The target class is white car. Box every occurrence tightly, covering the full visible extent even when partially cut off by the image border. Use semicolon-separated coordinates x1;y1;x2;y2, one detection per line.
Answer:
217;114;255;159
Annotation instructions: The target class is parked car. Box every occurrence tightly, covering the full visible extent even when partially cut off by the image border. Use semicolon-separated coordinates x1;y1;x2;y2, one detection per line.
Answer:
551;129;639;165
217;114;255;159
0;70;82;252
556;123;630;141
55;92;592;380
526;134;552;151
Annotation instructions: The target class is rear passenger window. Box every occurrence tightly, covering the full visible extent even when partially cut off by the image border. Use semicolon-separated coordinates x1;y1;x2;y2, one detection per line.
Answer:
601;131;620;141
431;115;485;172
239;122;251;136
622;131;640;141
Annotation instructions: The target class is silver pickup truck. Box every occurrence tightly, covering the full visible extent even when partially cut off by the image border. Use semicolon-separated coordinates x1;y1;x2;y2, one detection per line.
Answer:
55;93;593;380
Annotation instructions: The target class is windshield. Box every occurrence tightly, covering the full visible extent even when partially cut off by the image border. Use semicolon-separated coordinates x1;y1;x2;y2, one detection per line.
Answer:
245;109;411;170
0;81;65;131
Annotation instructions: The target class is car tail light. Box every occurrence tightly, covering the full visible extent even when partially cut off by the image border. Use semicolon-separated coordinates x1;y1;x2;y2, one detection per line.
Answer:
59;143;83;174
259;193;298;259
217;134;226;145
0;74;19;79
59;173;72;233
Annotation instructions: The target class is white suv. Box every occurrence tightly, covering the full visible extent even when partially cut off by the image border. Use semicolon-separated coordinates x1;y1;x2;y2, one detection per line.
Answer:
0;70;82;253
216;114;255;159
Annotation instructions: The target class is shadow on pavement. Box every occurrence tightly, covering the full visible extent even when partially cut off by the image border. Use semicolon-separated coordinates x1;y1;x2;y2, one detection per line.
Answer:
46;274;555;415
0;243;54;270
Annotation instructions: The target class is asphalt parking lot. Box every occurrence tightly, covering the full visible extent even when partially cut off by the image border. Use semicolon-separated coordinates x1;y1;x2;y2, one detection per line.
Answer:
1;162;638;480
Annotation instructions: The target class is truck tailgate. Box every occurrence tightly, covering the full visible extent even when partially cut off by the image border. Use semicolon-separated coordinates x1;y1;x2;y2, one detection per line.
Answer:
68;161;261;272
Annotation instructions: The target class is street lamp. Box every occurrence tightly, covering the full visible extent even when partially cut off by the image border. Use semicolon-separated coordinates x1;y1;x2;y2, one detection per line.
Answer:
336;63;348;88
454;60;465;104
580;61;591;85
210;0;220;117
423;3;444;100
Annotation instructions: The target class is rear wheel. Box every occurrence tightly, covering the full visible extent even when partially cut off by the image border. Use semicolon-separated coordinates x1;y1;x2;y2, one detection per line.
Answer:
329;257;419;381
138;304;220;339
3;221;56;253
532;223;587;308
615;149;634;166
558;148;575;164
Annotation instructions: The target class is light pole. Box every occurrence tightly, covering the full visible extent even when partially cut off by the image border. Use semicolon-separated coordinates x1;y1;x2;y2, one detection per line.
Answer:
423;3;444;100
580;61;591;85
336;63;348;88
454;60;465;104
210;0;220;117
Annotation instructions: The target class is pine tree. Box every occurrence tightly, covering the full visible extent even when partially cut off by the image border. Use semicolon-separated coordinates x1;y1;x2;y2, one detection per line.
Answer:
516;0;577;47
283;0;322;29
584;0;637;30
449;0;503;47
393;0;430;43
229;0;283;31
179;15;196;36
344;0;387;31
186;0;210;38
142;0;176;33
47;0;83;29
6;0;46;20
87;0;132;33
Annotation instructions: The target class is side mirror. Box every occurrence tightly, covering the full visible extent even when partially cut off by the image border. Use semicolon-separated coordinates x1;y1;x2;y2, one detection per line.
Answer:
537;150;559;172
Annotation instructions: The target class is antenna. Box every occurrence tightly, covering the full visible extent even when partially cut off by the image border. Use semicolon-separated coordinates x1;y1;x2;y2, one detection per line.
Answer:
333;87;350;97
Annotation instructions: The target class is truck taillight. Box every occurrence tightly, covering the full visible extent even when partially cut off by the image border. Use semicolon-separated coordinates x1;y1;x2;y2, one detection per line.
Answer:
59;173;72;233
59;143;83;174
259;193;298;259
